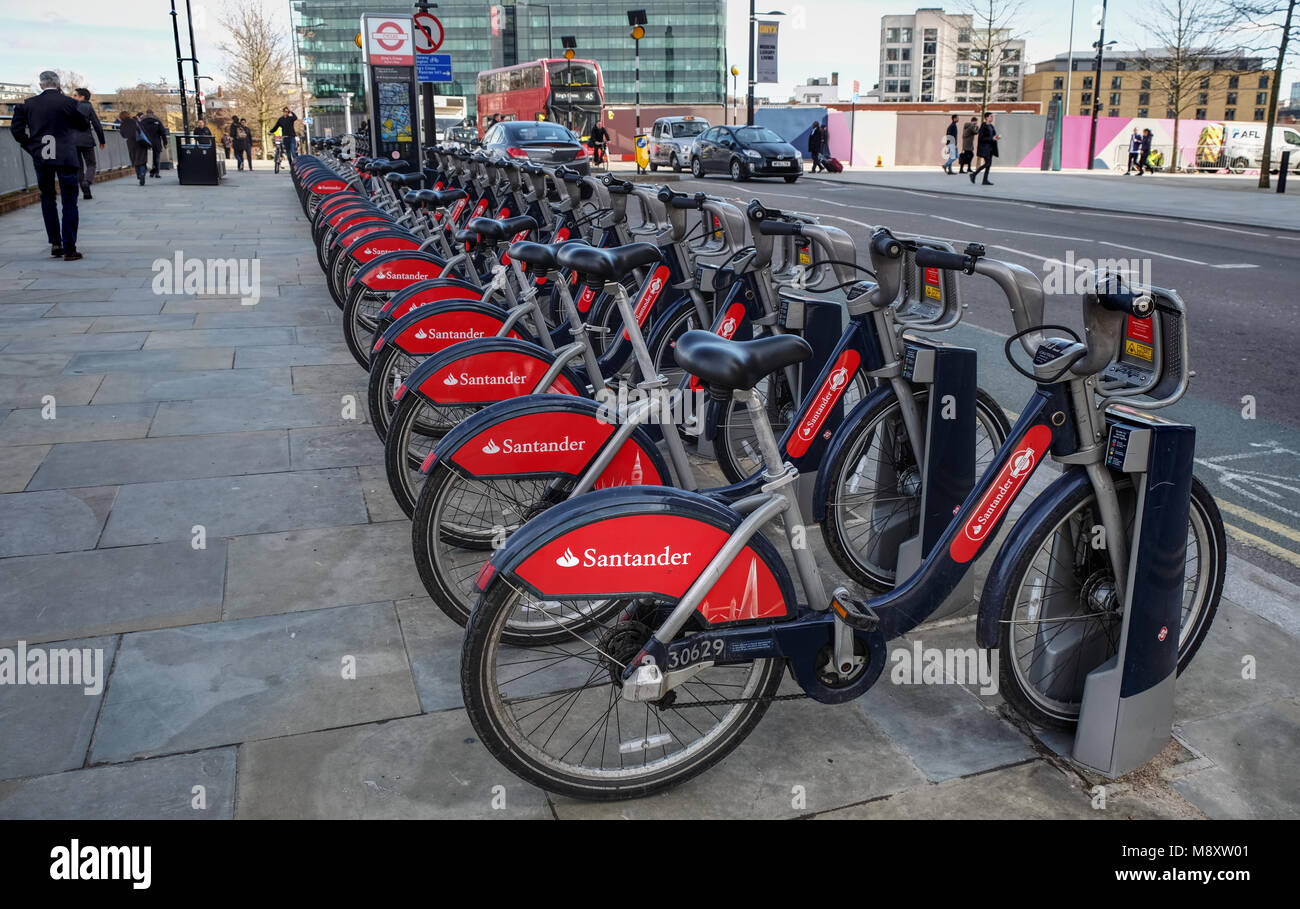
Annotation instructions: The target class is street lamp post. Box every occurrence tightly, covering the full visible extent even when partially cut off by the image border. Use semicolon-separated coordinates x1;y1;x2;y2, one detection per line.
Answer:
746;5;784;127
342;92;353;134
184;0;202;120
168;0;191;135
1086;0;1113;170
731;64;739;125
628;10;646;142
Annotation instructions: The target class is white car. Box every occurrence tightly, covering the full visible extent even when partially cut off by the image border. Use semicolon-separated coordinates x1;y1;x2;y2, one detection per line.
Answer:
649;116;709;172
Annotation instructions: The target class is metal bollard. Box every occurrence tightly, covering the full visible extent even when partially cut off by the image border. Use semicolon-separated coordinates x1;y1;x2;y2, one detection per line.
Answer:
1279;151;1290;194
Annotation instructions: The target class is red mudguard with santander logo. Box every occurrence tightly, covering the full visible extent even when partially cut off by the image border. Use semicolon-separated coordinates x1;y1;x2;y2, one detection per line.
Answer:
342;231;423;265
398;339;584;408
310;178;350;195
351;251;447;293
374;301;523;357
482;485;798;627
377;278;486;322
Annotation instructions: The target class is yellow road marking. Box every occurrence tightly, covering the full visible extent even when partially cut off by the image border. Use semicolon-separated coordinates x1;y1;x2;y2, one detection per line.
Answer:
1223;522;1300;569
1218;499;1300;545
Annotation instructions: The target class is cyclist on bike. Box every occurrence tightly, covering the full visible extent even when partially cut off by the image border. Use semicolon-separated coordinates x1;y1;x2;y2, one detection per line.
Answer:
588;121;609;168
269;107;299;162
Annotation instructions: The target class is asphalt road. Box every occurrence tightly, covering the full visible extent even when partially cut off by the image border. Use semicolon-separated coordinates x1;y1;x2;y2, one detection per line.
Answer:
666;170;1300;584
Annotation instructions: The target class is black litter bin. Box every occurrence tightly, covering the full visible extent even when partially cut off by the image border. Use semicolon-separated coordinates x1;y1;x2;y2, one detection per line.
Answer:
177;138;221;185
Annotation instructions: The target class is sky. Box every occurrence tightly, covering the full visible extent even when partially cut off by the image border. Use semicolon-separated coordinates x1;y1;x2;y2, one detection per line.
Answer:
2;1;1296;100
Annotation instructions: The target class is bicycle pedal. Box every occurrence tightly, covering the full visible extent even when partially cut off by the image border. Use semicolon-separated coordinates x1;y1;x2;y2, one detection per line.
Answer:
830;588;880;631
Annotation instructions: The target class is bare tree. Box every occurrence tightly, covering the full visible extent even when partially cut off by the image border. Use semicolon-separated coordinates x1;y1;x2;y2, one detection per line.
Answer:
219;0;295;158
1223;0;1298;186
951;0;1029;113
115;81;178;123
1132;0;1234;173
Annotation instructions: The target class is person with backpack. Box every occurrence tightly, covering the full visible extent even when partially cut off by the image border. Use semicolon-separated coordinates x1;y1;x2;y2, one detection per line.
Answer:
117;110;150;185
808;121;825;173
960;116;979;173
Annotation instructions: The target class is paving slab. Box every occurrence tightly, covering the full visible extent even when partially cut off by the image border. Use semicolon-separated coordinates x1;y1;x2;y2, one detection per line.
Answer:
0;375;102;410
143;327;297;349
48;300;164;318
0;304;55;320
0;541;226;645
0;634;119;780
288;425;384;470
0;487;116;557
90;602;420;763
0;444;50;493
223;521;426;619
290;363;369;396
554;698;927;819
88;314;197;333
236;708;551;819
811;759;1186;819
1171;697;1300;819
0;332;146;354
0;748;236;820
100;467;367;546
0;353;73;376
357;465;407;523
0;318;93;337
0;402;157;445
28;431;290;490
235;343;358;368
194;307;337;329
394;597;464;713
64;348;234;374
150;393;365;436
91;367;292;404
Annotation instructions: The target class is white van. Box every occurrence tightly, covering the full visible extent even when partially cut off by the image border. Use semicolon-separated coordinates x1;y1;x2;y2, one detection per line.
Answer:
1223;123;1300;173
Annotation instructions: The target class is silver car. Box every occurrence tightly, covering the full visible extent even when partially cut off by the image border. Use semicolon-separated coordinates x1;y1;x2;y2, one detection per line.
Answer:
649;116;709;172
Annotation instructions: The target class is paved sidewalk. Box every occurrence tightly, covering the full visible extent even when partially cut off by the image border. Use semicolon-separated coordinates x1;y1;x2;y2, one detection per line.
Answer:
0;168;1295;819
610;163;1300;231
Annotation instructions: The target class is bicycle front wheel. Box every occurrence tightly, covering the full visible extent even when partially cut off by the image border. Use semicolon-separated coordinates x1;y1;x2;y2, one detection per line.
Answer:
994;475;1224;730
462;583;783;800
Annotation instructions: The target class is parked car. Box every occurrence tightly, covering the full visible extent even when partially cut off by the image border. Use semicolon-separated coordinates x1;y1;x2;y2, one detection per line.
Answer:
689;125;802;183
649;115;709;172
445;125;480;148
481;120;589;174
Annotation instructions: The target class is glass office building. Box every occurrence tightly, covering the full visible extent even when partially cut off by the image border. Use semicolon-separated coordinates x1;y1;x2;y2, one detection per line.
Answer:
291;0;725;118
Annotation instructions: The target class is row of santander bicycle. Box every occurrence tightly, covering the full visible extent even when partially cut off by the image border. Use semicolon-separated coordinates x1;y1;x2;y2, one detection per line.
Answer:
291;138;1226;801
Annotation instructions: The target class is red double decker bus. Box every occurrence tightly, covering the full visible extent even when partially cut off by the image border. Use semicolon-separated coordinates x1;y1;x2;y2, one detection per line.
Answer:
475;58;605;140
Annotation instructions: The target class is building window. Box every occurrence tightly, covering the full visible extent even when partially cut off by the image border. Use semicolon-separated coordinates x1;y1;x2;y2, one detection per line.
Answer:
955;79;968;92
1257;92;1268;104
901;48;911;60
923;28;937;39
1083;76;1093;89
956;63;970;76
1200;76;1210;89
1139;92;1150;105
1227;91;1237;104
1198;92;1208;104
1108;108;1119;116
1052;92;1062;101
900;28;912;42
886;48;898;60
1110;92;1121;105
1195;108;1207;119
1228;75;1238;89
1141;76;1151;90
885;27;899;43
1137;107;1148;117
1080;107;1090;116
1005;49;1021;61
1259;75;1269;88
1224;107;1235;120
1053;76;1063;89
957;28;971;43
1115;61;1126;70
1000;80;1018;94
1111;76;1122;89
1254;108;1265;120
1081;91;1092;104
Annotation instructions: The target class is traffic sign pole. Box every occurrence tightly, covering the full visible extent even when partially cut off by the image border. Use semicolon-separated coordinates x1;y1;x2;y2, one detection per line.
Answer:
413;2;443;151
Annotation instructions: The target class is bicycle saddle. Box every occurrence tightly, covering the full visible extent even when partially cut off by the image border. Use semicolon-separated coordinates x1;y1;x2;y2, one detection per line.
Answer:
386;172;424;187
673;330;812;392
466;215;538;241
555;242;661;282
507;239;585;271
416;188;466;207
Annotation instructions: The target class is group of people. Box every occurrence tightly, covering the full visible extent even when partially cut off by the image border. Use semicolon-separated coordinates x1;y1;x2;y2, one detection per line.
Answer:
1126;127;1157;175
114;109;172;185
943;113;1000;185
219;108;299;170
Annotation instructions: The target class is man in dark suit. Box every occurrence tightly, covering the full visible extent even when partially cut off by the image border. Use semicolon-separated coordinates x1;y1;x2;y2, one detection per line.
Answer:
72;88;106;199
10;71;89;260
141;110;167;177
970;112;999;186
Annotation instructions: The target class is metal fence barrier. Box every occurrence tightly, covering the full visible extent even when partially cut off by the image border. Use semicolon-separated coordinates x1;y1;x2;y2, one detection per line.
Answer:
1;125;136;195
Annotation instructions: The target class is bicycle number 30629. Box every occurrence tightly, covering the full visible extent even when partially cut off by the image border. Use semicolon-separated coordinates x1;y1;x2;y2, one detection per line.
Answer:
667;638;725;670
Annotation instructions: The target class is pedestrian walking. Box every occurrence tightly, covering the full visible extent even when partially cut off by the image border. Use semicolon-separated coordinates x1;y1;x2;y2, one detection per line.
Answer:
808;120;825;173
960;116;978;173
1125;128;1142;174
71;87;105;200
943;114;959;174
141;109;167;178
117;111;150;185
970;112;999;186
269;107;298;161
221;129;232;159
1137;128;1153;175
9;71;90;260
232;118;251;170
